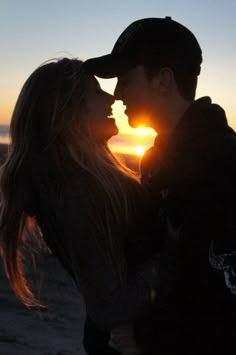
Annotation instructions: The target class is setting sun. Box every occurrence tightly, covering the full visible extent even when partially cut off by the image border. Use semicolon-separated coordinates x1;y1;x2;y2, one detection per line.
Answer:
135;127;148;136
134;126;156;137
135;145;145;156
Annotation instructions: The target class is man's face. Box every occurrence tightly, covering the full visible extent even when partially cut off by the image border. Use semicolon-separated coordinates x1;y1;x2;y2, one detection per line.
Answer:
114;65;157;128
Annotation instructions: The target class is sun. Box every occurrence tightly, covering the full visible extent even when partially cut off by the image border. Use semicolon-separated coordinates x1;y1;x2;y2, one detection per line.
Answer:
134;126;156;137
135;127;149;136
135;145;145;156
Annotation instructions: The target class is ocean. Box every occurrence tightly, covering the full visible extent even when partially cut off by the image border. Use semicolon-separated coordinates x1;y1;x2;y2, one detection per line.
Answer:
0;124;155;155
0;124;142;170
0;125;9;144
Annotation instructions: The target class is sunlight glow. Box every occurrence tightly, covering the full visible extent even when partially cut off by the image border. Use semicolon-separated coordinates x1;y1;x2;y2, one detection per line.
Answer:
133;126;156;137
135;145;145;156
135;127;149;136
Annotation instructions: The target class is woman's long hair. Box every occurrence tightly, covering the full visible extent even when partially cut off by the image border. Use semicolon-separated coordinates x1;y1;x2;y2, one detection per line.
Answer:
0;58;139;306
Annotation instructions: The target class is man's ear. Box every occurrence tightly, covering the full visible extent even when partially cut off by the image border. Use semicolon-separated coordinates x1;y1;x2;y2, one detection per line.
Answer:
152;67;174;95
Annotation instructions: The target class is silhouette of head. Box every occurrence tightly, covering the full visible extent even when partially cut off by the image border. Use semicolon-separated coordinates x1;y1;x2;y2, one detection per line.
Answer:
85;17;202;79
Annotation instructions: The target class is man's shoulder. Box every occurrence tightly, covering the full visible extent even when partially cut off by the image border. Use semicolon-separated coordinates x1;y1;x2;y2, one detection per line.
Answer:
214;129;236;167
223;129;236;149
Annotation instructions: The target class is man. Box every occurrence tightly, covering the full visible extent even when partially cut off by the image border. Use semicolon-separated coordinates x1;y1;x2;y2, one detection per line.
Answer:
85;17;236;354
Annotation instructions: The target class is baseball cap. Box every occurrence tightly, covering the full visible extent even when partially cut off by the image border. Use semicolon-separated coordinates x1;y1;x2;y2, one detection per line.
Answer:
84;17;202;78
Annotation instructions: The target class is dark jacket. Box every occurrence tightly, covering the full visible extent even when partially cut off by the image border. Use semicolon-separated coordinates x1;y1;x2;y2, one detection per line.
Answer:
135;97;236;354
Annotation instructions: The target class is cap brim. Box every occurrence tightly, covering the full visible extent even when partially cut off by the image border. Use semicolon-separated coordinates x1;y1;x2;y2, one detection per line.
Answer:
84;54;118;78
84;54;133;79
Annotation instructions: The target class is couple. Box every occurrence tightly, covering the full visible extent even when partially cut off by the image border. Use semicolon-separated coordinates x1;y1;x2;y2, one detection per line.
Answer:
1;17;236;355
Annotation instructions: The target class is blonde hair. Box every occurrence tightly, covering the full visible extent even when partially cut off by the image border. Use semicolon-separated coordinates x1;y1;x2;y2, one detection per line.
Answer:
0;58;139;306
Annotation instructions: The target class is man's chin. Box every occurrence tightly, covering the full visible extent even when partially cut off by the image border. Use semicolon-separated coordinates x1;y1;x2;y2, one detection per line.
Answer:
128;114;149;129
128;119;138;128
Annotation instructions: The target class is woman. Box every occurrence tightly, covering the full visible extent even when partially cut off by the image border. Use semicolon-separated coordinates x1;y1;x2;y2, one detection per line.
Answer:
0;58;177;354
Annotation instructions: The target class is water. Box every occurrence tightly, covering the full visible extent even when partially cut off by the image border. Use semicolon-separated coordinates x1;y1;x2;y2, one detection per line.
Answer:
0;125;9;144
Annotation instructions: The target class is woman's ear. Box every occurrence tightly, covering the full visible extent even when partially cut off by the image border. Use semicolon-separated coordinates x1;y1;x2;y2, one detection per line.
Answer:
152;67;174;95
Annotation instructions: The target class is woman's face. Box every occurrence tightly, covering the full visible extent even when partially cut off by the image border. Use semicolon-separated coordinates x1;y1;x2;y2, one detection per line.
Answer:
85;77;118;142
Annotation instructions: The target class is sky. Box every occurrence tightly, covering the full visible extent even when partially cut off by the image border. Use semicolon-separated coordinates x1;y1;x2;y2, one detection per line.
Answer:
0;0;236;154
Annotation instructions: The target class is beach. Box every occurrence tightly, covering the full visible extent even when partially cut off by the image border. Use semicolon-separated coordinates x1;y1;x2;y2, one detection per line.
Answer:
0;247;87;355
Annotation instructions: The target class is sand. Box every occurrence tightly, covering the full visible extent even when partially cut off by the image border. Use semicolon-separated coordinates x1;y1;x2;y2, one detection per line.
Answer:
0;247;87;355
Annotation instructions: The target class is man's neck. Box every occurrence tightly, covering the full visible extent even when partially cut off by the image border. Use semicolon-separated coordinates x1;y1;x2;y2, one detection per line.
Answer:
153;98;193;140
